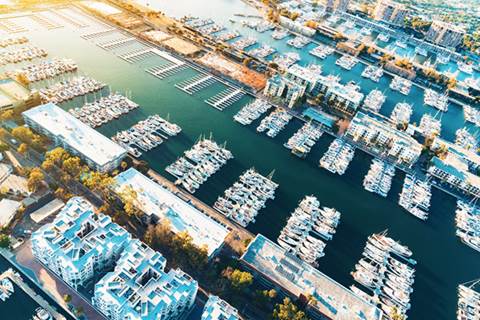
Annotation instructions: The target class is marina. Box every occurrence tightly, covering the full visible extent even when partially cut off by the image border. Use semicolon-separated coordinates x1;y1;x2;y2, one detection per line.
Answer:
419;114;442;137
363;159;396;197
319;138;356;175
233;98;272;125
0;46;47;66
214;168;278;227
351;231;416;319
455;201;480;253
361;65;384;82
335;55;358;70
390;102;412;126
286;35;310;49
463;105;480;127
166;138;232;193
69;93;138;128
455;127;478;151
1;3;478;318
118;48;157;63
399;175;432;221
389;76;412;96
112;114;181;157
309;44;334;59
424;88;449;112
277;196;341;265
363;89;386;113
284;122;323;158
38;76;106;104
256;108;293;138
0;36;28;48
6;57;77;83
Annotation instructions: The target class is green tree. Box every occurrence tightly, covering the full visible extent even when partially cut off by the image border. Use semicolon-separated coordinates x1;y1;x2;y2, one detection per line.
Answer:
273;298;309;320
44;147;70;167
63;294;72;303
0;233;10;248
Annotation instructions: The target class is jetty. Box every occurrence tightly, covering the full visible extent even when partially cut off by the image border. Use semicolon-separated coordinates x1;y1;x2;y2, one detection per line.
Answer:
175;74;216;94
146;62;189;79
204;87;244;111
81;28;116;39
98;37;137;50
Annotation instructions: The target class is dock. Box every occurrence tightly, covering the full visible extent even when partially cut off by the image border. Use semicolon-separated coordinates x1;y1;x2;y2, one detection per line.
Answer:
146;62;189;79
80;28;116;39
98;37;137;50
175;74;216;94
118;48;156;63
0;268;66;320
52;10;89;28
30;14;63;30
205;87;244;111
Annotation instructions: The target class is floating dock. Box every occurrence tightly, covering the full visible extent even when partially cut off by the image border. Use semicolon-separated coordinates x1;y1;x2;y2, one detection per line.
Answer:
98;37;137;50
175;74;216;94
118;48;156;63
81;28;117;39
51;10;89;28
146;62;189;79
30;14;63;30
205;87;244;111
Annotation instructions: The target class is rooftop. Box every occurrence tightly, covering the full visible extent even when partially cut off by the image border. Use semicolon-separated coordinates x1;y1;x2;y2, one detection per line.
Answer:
32;197;131;273
114;168;229;257
94;239;197;319
0;198;21;227
241;235;383;320
22;103;126;168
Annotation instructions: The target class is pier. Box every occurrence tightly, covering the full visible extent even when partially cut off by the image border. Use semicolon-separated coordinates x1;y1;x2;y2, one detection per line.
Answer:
0;268;66;320
98;37;137;50
0;19;28;34
118;48;156;63
175;74;216;94
146;62;189;79
30;14;63;30
81;28;117;39
205;87;244;111
51;9;88;28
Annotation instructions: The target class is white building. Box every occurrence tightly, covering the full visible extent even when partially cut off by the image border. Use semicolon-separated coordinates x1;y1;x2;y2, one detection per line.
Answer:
201;295;239;320
241;234;383;320
425;20;466;48
114;168;229;258
93;239;198;320
264;74;306;109
22;103;127;172
31;197;132;289
0;198;21;228
373;0;409;26
346;112;422;167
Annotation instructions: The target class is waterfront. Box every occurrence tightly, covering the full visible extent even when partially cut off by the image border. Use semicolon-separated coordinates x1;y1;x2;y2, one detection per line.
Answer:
0;3;478;320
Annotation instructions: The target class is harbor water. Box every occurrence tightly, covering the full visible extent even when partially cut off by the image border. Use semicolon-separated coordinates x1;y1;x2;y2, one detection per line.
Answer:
0;2;479;319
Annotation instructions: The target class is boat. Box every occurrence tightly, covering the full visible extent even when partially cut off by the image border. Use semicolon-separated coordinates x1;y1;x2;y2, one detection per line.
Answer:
32;308;52;320
0;278;14;301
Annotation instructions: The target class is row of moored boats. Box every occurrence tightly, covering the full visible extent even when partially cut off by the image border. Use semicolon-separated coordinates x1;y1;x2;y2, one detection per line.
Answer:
214;168;278;227
277;196;340;266
319;138;355;175
363;159;395;197
166;138;232;193
39;76;105;104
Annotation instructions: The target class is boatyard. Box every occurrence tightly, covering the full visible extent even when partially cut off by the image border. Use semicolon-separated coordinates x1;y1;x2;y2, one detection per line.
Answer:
0;2;478;320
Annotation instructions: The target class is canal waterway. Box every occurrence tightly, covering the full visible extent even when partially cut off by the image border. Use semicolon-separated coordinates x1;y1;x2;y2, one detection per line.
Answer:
0;3;478;320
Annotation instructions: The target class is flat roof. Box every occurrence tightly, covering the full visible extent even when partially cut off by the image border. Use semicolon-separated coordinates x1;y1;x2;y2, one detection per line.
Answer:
30;198;65;224
241;235;383;320
114;168;229;257
0;198;21;227
23;103;126;168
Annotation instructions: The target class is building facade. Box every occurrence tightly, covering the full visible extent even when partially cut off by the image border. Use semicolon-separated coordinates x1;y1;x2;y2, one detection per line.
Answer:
31;197;132;289
93;239;198;320
425;20;466;48
263;74;306;108
22;103;127;172
345;112;422;167
373;0;409;26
